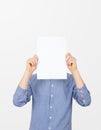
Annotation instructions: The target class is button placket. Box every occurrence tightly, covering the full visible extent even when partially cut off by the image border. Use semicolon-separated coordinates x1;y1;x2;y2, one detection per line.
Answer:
48;80;55;130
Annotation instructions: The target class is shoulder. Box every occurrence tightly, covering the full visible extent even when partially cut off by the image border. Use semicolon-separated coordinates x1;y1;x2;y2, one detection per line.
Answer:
31;73;37;79
67;73;73;80
29;73;37;84
66;73;75;86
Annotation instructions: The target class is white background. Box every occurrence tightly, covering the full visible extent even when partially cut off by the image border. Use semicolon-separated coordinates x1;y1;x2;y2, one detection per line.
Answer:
0;0;100;130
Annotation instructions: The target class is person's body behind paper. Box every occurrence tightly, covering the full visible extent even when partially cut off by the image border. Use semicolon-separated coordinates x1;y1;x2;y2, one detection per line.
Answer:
13;53;91;130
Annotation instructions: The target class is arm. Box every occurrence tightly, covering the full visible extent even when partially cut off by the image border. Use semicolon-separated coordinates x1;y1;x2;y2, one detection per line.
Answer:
66;53;91;106
13;55;38;107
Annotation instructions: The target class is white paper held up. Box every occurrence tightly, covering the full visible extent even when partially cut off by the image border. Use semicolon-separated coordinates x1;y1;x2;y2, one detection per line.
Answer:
36;36;67;79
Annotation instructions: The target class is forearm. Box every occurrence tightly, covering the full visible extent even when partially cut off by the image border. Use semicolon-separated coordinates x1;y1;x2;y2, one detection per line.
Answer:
19;70;32;89
72;69;84;89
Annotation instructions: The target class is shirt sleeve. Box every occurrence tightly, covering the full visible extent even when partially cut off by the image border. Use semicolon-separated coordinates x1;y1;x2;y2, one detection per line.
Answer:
70;75;91;107
13;76;33;107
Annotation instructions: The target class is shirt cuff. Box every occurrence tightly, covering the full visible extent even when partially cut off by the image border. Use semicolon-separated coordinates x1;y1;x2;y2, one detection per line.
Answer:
76;85;88;91
76;85;89;99
16;86;27;95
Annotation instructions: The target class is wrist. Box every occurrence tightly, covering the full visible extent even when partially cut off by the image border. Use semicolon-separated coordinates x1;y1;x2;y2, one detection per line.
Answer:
72;69;84;88
19;70;32;89
71;69;79;75
25;70;32;77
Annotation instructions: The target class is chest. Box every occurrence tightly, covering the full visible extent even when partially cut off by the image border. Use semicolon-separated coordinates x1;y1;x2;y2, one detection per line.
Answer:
31;80;73;102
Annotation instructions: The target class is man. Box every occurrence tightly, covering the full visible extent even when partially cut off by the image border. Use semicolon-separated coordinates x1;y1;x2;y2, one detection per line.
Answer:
13;53;91;130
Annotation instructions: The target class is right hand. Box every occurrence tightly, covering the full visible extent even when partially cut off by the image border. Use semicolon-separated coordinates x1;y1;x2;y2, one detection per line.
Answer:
26;55;38;74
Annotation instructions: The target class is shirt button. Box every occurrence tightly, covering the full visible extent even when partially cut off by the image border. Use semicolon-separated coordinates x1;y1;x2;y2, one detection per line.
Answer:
51;84;54;87
51;94;54;98
49;116;52;120
50;106;53;109
80;90;83;93
48;126;51;130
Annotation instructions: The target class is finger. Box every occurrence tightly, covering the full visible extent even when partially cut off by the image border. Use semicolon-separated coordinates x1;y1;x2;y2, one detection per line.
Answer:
32;58;38;66
66;56;70;61
33;55;38;60
65;53;72;58
31;60;36;66
68;60;74;66
33;55;38;63
65;53;72;61
67;59;74;66
28;58;36;66
35;57;38;64
66;56;74;63
66;56;71;62
29;61;34;66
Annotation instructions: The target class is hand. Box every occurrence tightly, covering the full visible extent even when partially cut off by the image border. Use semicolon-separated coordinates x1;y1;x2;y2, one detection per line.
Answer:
26;55;38;74
65;53;77;73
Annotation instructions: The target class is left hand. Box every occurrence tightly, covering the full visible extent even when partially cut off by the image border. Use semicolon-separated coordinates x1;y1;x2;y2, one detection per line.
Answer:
65;53;77;73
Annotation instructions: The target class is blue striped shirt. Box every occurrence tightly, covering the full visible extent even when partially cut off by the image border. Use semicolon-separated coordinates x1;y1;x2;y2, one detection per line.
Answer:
13;73;91;130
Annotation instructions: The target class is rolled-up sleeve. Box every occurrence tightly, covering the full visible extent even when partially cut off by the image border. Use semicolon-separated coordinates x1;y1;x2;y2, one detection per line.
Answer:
73;85;91;106
70;75;91;107
13;80;32;107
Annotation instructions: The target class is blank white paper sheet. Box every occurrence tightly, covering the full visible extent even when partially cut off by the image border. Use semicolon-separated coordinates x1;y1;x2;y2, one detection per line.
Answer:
36;36;67;79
